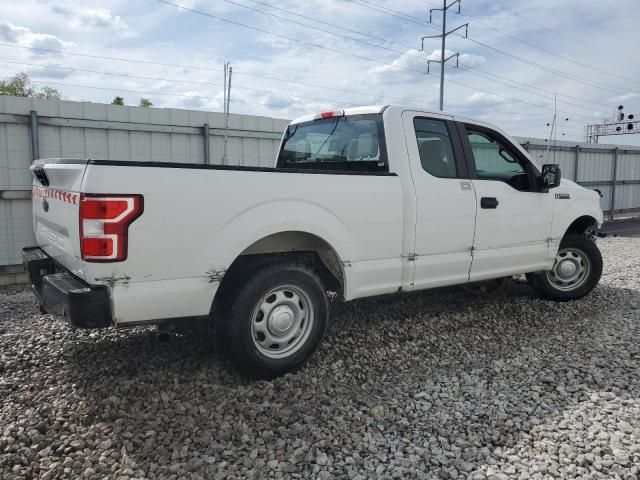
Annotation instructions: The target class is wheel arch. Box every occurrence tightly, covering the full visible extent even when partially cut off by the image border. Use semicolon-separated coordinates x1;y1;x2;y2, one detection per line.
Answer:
212;230;347;313
563;215;599;237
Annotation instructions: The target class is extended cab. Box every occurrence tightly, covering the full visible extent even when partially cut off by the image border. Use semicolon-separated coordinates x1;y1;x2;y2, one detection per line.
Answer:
23;106;604;378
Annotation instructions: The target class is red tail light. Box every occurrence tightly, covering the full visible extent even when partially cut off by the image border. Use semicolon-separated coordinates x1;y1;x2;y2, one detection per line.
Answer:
80;194;143;262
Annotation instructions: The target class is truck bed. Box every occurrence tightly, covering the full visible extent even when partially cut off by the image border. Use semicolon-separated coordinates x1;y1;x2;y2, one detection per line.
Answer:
30;159;405;324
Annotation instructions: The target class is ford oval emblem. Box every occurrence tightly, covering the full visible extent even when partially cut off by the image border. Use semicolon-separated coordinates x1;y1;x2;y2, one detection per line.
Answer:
42;198;49;212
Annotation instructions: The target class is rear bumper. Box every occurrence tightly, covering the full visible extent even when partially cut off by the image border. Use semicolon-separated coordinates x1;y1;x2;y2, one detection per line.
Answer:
22;247;112;328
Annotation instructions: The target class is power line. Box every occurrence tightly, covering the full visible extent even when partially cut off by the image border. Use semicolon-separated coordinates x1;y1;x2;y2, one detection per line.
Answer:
217;0;425;63
490;0;636;65
0;59;367;107
245;0;621;110
0;6;614;116
28;79;308;112
346;0;438;28
421;0;640;86
348;0;634;95
29;78;584;138
154;0;599;120
458;64;611;108
225;0;612;113
0;42;433;106
153;0;431;77
0;2;606;121
453;65;605;114
441;73;596;121
464;38;628;95
242;0;418;52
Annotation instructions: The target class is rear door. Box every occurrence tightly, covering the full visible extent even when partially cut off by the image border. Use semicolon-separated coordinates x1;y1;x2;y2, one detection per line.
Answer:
401;111;477;289
456;122;553;281
31;159;87;278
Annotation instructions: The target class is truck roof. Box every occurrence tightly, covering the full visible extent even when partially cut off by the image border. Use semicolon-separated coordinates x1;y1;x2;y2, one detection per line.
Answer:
289;105;462;125
289;105;387;125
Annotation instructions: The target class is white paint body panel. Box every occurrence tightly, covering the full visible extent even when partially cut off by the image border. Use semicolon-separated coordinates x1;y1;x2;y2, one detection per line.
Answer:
29;106;604;326
399;110;477;289
81;163;404;323
31;161;86;278
469;180;553;280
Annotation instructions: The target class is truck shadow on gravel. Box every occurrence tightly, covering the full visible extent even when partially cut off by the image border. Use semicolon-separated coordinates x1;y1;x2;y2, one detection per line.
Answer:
53;281;640;477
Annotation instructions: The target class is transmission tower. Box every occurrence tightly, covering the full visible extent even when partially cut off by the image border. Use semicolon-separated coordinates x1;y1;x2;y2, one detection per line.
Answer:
585;105;640;143
421;0;469;111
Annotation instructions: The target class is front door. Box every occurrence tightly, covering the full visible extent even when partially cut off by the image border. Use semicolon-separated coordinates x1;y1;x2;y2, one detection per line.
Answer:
458;123;554;281
402;111;477;290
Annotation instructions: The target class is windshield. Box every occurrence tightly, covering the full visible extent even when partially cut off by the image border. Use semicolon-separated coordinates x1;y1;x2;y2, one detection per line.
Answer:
277;114;388;172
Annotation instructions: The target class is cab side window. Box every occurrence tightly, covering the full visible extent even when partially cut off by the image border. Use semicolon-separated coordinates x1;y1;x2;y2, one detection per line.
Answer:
413;118;458;178
465;128;532;191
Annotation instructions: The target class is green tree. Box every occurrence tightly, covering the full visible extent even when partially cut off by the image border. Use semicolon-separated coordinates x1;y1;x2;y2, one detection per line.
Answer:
139;98;153;108
111;96;125;105
0;72;61;99
38;86;61;100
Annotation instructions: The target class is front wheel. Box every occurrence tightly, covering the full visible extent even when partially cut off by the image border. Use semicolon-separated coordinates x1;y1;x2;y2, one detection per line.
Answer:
217;261;329;379
526;234;603;301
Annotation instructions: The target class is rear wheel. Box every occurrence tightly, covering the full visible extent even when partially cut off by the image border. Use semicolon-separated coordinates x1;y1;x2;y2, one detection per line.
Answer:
217;260;328;379
526;234;602;301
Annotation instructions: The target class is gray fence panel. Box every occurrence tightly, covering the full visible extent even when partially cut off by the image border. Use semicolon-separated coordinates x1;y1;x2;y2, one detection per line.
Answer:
618;151;640;180
0;121;32;190
615;184;640;212
577;150;614;184
0;198;32;266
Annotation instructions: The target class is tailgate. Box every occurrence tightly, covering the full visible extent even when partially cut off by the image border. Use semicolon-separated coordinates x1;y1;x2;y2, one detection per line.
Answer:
30;159;88;278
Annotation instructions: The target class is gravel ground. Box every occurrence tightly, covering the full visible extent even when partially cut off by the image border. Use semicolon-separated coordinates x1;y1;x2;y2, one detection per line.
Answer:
1;237;639;480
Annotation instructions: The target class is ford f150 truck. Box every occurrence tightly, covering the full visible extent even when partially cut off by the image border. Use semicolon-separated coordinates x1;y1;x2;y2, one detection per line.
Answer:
23;105;604;378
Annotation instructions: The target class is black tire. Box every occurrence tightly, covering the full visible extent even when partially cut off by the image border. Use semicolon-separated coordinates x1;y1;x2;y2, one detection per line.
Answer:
526;234;603;301
216;261;328;379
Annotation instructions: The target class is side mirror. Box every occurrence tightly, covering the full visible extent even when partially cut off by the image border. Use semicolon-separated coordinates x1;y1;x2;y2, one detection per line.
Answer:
540;164;561;189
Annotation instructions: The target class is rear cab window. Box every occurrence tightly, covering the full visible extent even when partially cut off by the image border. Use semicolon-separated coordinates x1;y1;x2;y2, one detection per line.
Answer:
413;118;458;178
277;114;388;173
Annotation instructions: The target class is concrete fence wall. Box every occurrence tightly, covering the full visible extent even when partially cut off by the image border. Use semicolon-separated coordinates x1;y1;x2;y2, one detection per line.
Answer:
1;95;640;277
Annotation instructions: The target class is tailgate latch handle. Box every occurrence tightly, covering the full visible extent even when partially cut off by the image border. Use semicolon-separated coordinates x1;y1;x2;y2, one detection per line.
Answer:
32;164;50;186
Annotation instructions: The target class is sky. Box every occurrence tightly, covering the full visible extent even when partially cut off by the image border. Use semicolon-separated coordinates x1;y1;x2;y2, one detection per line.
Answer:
0;0;639;144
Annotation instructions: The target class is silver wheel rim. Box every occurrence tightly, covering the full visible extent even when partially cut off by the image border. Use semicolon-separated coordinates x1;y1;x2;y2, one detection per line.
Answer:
546;247;591;291
251;284;314;359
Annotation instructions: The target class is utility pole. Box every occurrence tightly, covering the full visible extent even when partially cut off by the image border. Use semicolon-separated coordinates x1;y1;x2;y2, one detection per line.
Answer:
223;61;229;114
226;65;232;114
421;0;468;111
222;61;232;164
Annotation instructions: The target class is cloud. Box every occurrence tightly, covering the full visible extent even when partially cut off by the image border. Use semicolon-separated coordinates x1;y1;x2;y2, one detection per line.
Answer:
26;66;73;79
51;6;128;30
370;49;486;84
0;21;73;55
0;21;30;42
259;93;294;110
459;53;486;67
464;92;507;108
608;92;640;103
369;49;429;83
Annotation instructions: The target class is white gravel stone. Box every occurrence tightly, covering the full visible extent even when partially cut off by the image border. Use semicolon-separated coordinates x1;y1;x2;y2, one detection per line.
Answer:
1;236;639;479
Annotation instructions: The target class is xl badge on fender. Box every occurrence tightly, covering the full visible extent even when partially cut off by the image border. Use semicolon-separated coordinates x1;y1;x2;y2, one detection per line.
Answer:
555;193;570;200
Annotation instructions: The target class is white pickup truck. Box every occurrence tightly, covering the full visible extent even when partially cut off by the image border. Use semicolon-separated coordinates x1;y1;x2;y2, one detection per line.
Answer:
23;105;604;378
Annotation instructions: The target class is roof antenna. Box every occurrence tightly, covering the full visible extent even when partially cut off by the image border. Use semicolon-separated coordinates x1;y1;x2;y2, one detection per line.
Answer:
543;93;557;164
